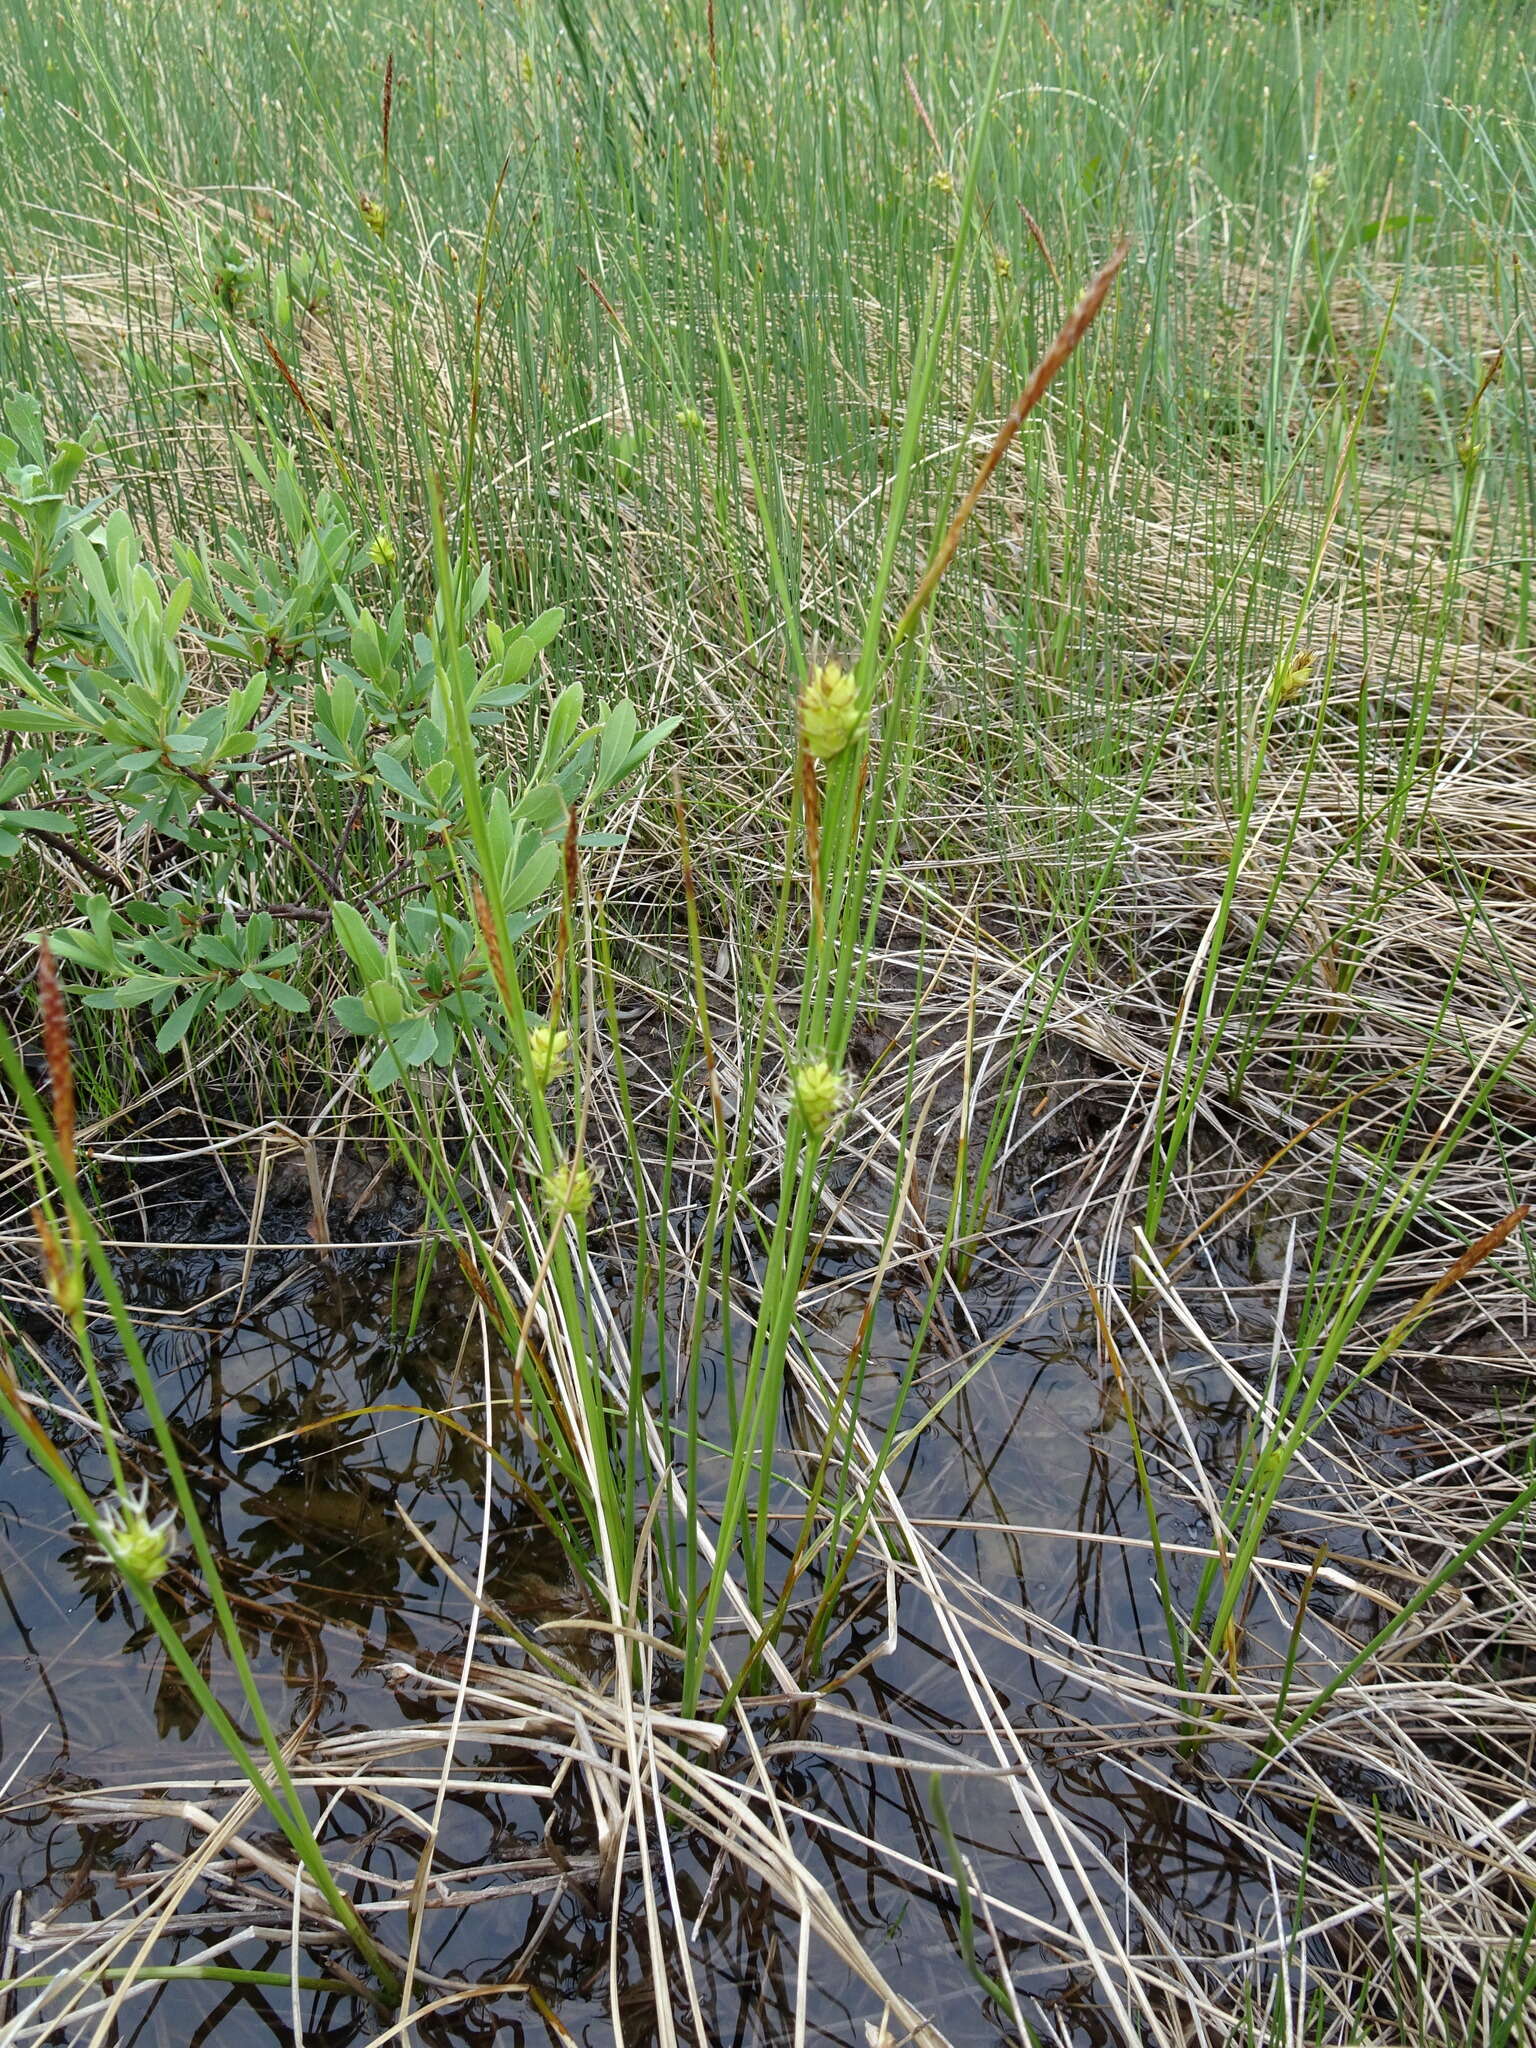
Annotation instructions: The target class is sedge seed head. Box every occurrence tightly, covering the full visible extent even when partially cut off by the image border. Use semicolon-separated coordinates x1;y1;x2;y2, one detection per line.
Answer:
791;1059;846;1142
798;661;866;762
526;1022;571;1091
1270;649;1314;705
92;1481;178;1587
36;940;75;1180
543;1155;595;1220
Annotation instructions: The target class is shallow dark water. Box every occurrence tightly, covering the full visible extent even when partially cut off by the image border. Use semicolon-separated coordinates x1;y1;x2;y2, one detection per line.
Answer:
0;1133;1417;2047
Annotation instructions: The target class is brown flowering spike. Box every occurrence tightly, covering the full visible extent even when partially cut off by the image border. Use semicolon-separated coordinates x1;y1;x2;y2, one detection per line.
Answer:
381;52;395;175
1393;1203;1531;1328
471;883;513;1007
32;1206;83;1318
896;238;1130;643
36;939;75;1182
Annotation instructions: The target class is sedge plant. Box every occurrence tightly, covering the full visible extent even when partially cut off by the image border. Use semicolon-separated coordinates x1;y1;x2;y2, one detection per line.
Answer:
675;18;1130;1705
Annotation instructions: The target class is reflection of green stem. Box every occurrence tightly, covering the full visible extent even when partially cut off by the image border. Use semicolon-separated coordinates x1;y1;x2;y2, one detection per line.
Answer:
928;1773;1009;2010
1092;1293;1189;1701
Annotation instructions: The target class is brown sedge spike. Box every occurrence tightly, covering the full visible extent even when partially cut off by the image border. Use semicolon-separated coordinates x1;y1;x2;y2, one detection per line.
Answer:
381;52;395;178
36;939;75;1184
471;882;514;1010
895;238;1129;644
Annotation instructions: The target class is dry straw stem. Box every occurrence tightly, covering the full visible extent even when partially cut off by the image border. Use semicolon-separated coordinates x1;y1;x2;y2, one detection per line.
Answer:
894;236;1129;643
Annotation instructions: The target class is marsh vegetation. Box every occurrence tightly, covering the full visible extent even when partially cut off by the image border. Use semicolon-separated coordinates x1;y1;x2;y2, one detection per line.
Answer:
1;3;1534;2043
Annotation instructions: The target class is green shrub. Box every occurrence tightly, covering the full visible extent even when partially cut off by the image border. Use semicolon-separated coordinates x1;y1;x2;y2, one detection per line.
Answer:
0;395;675;1081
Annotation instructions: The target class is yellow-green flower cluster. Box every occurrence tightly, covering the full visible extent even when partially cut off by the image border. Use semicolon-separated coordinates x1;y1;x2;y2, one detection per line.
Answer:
92;1482;178;1587
798;660;866;762
1270;648;1314;705
791;1058;846;1142
526;1022;571;1092
543;1155;595;1220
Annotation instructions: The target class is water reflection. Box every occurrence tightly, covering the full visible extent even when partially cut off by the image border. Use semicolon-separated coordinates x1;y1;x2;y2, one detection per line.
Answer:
0;1134;1419;2048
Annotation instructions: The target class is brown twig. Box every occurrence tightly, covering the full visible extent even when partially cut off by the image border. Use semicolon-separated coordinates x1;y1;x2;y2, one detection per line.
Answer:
329;780;370;894
9;816;132;892
184;771;335;894
193;900;331;927
893;238;1129;644
358;840;432;908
